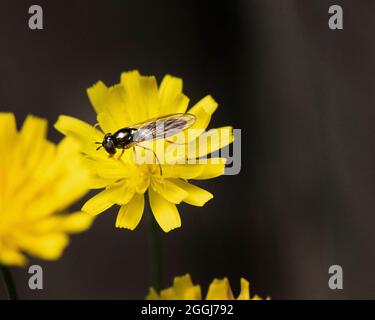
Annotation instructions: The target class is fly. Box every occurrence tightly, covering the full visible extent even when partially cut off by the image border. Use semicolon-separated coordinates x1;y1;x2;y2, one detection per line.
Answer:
95;113;196;174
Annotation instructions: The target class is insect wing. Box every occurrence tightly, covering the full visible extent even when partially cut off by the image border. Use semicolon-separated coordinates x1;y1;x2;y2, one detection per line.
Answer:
131;113;196;143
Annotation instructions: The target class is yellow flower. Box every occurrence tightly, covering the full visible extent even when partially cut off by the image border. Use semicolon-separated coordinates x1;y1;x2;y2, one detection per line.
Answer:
147;274;202;300
146;274;269;300
206;277;267;300
55;70;233;232
0;113;93;266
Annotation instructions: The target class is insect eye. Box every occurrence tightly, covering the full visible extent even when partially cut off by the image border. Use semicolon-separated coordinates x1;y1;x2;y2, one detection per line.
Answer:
104;140;116;154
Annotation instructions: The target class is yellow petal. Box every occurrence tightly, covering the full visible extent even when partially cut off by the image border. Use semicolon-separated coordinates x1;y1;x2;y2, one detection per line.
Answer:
189;126;233;159
237;278;250;300
159;75;182;105
82;189;116;216
162;158;226;180
148;187;181;232
54;115;103;156
88;176;117;189
161;164;206;179
111;187;135;205
44;139;90;213
160;288;178;300
29;211;93;234
21;114;47;137
0;113;17;159
16;233;69;260
173;274;202;299
168;126;232;162
14;116;49;179
186;95;218;138
120;71;159;121
97;112;117;133
91;177;136;205
56;211;94;233
86;80;109;114
83;157;134;180
158;75;189;115
115;193;144;230
150;178;188;204
139;75;160;119
184;286;202;300
169;95;218;145
146;287;160;300
173;274;193;295
20;115;48;153
87;81;133;131
193;158;227;180
189;95;218;129
0;112;16;143
0;247;27;266
108;84;134;126
206;278;234;300
168;179;213;206
173;93;189;114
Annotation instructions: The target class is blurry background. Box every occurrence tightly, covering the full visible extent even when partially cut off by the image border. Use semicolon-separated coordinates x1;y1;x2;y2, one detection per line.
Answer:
1;0;374;299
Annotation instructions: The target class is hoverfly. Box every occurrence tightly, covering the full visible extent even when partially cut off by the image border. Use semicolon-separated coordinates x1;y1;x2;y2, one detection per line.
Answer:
95;113;196;174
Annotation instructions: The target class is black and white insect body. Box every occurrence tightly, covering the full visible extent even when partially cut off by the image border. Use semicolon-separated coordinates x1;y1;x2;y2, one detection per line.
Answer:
95;113;196;173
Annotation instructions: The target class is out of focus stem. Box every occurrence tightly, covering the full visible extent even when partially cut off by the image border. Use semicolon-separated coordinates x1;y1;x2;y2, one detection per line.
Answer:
0;264;18;300
149;212;163;293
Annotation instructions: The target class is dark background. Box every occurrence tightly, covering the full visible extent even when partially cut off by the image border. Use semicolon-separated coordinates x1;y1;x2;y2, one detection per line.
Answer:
1;0;374;299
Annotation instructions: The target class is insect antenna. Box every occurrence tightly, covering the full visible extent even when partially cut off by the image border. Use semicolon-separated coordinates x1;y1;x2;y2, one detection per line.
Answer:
94;123;102;131
94;141;103;151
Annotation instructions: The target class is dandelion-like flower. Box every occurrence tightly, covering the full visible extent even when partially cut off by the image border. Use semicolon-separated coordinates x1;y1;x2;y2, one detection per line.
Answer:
146;274;268;300
0;113;93;266
55;70;233;232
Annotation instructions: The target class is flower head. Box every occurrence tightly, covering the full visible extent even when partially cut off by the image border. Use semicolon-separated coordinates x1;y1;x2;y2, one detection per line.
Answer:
55;70;233;232
146;274;268;300
0;113;93;266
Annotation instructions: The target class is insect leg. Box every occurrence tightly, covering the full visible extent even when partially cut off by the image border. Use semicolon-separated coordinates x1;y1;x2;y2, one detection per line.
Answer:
133;147;137;163
135;145;162;176
117;149;125;160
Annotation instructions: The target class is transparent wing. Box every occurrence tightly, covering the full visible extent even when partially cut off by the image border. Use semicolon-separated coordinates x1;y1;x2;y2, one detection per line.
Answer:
130;113;196;143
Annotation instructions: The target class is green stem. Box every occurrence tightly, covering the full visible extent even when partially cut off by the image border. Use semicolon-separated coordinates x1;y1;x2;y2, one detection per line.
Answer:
148;213;163;293
0;265;18;300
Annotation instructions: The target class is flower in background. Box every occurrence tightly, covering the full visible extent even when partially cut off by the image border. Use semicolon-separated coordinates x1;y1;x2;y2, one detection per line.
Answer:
147;274;201;300
0;113;93;266
146;274;269;300
205;277;267;300
55;70;233;232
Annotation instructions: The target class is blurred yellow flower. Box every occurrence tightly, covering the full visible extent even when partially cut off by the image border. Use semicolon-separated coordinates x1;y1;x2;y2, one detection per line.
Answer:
205;277;267;300
0;113;93;266
55;70;233;232
146;274;269;300
147;274;202;300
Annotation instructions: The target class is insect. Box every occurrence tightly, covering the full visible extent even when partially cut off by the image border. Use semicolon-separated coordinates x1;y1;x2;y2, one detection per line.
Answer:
95;113;196;174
